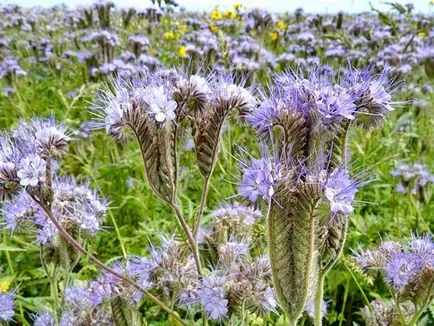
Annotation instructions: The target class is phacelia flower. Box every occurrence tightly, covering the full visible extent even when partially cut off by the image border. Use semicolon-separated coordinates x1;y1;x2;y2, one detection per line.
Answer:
0;292;14;321
142;86;177;123
324;168;359;215
199;275;229;320
33;312;54;326
239;157;276;203
17;154;46;187
386;253;423;290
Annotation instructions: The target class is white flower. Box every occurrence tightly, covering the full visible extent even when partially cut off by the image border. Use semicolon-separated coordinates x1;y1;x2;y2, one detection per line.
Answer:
324;186;354;214
143;86;177;122
190;75;210;95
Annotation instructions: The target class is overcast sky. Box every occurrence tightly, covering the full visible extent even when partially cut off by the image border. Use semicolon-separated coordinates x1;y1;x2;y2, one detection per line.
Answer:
0;0;433;13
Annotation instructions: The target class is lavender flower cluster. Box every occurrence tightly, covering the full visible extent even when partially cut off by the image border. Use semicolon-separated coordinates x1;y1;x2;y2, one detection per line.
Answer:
0;118;107;244
356;235;434;325
391;162;433;202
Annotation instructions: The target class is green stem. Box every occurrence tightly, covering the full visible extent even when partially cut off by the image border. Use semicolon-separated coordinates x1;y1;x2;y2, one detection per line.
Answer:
338;277;350;326
50;264;59;325
171;202;202;276
109;210;127;259
344;264;372;313
288;319;297;326
314;274;325;326
59;237;72;293
193;175;211;240
391;292;407;326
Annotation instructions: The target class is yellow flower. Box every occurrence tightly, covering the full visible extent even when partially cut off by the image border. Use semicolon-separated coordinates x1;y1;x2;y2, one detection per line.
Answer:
210;24;218;33
211;10;223;20
418;31;426;38
178;46;187;57
233;3;242;10
276;20;288;30
271;31;279;41
225;10;237;19
163;32;175;40
179;24;187;33
0;281;10;293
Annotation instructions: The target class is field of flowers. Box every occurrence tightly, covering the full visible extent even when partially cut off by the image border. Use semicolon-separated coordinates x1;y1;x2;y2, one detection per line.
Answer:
0;1;433;325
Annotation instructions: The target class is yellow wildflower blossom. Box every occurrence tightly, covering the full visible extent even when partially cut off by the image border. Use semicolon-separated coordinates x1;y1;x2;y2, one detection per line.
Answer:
211;10;223;20
225;10;237;19
418;31;426;38
210;24;218;33
178;46;187;57
163;32;175;40
276;20;288;30
0;281;10;293
179;24;187;33
233;3;242;10
271;31;279;42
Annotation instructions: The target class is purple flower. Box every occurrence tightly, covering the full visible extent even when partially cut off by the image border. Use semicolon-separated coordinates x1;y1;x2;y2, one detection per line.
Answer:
410;234;434;260
386;253;423;290
239;157;275;203
324;168;359;215
211;202;261;226
33;312;54;326
17;154;46;187
199;275;228;320
0;292;14;321
64;285;95;310
126;257;156;288
315;86;356;123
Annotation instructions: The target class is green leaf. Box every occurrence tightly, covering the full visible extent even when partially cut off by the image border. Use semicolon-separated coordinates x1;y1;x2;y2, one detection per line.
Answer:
0;244;26;252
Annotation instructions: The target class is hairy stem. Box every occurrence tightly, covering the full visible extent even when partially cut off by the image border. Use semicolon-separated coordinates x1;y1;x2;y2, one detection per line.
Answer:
193;175;211;240
344;264;372;313
171;202;202;276
31;195;187;326
50;264;59;325
59;236;72;293
314;274;325;326
391;293;407;326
